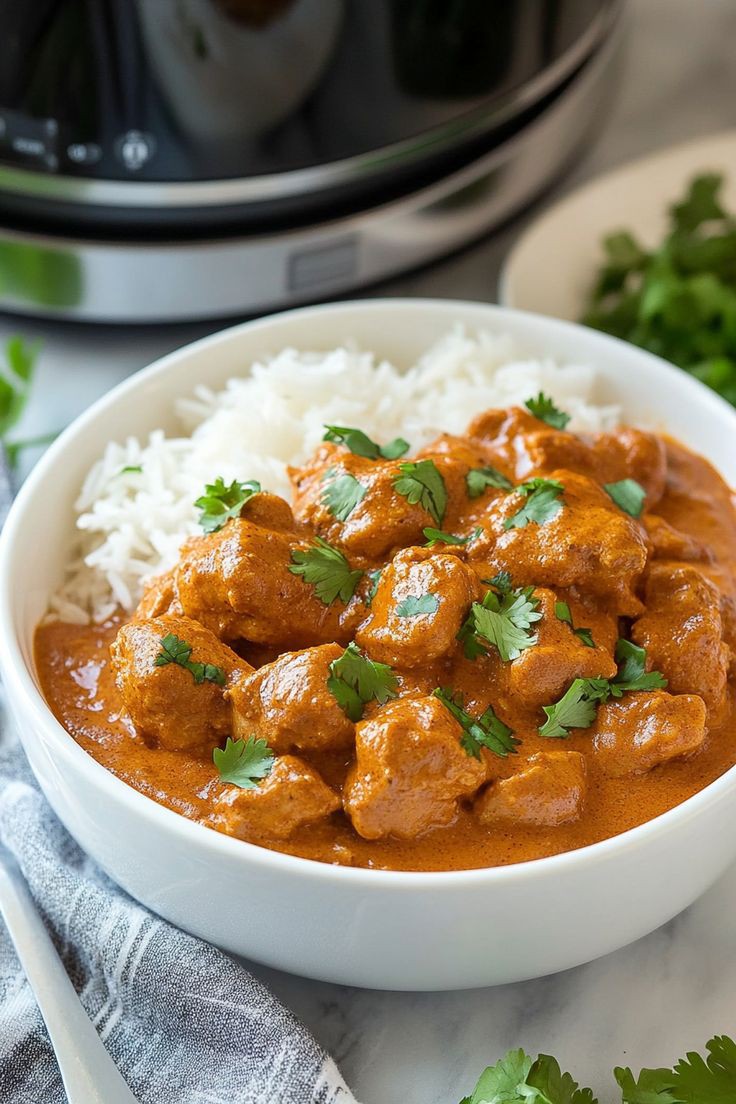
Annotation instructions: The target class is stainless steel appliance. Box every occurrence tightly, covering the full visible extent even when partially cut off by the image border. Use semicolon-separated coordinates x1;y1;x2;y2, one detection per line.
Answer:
0;0;624;321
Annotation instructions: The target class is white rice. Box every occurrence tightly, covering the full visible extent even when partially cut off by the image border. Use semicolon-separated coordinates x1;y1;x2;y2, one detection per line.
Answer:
50;327;620;624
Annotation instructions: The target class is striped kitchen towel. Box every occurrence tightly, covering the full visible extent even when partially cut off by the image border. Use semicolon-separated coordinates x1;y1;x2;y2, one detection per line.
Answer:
0;727;356;1104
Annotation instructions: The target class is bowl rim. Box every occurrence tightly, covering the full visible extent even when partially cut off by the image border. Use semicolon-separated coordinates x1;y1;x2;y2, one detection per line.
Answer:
1;295;735;891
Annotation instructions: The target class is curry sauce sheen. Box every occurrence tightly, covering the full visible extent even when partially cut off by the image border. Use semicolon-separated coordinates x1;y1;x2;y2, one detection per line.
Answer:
35;410;736;871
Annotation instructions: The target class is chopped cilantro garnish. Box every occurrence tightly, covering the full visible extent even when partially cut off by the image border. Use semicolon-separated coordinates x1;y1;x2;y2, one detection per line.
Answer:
321;469;366;521
323;424;409;460
327;642;398;721
393;459;448;526
395;593;439;618
539;677;606;738
458;579;542;662
539;639;667;737
365;567;382;606
604;478;646;518
504;478;564;530
610;638;668;695
466;465;514;498
194;477;261;533
423;526;480;547
554;600;595;648
433;687;518;759
289;538;363;605
213;735;274;789
155;633;226;686
524;391;571;430
119;464;143;475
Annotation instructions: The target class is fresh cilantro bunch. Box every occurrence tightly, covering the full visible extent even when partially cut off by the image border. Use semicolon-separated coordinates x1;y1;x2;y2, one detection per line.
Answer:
582;172;736;406
460;1048;595;1104
0;336;59;469
460;1036;736;1103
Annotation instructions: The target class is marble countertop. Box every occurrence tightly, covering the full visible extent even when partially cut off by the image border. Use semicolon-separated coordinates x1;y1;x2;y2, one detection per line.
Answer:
3;1;736;1099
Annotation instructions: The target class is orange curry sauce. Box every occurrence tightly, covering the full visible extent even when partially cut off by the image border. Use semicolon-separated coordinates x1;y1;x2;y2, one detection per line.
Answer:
35;410;736;871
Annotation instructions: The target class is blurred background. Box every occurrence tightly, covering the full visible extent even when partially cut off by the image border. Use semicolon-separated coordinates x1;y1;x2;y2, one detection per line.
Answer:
0;0;733;473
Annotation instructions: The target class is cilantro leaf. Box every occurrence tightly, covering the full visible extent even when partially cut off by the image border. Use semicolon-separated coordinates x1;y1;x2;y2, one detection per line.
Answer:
434;687;518;759
327;642;398;721
671;172;726;233
460;1048;597;1104
195;477;261;533
466;465;514;498
505;478;564;530
485;570;513;594
119;464;143;475
524;392;571;430
365;567;382;606
610;638;668;695
539;678;603;738
614;1066;681;1104
321;469;366;521
459;582;542;662
323;424;409;460
555;600;595;649
670;1034;736;1102
289;538;363;605
395;593;439;617
155;633;226;686
604;478;647;518
213;735;274;789
527;1054;598;1104
393;459;448;526
464;1047;533;1103
423;526;480;547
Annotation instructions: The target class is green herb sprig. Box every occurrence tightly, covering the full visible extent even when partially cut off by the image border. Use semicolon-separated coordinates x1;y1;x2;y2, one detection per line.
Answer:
323;425;409;460
194;477;261;533
458;575;542;662
393;459;448;526
213;736;274;789
289;538;363;605
155;633;226;686
524;392;571;430
326;642;398;721
433;687;518;759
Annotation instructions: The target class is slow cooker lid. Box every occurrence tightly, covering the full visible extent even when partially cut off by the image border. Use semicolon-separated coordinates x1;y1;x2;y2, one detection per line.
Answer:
0;0;620;211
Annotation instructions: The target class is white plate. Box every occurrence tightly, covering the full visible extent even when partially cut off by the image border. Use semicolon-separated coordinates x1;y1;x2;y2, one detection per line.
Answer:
500;130;736;320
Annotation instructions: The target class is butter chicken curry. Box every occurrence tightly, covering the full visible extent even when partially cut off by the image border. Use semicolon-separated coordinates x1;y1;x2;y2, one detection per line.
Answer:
35;396;736;870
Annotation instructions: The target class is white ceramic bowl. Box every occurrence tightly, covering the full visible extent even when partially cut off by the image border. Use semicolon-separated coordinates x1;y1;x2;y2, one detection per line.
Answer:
1;300;735;992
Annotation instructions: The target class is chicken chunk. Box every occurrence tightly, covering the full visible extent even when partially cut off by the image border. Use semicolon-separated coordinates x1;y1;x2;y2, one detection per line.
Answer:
355;546;481;668
587;428;667;508
632;563;730;719
110;615;245;751
175;513;358;648
228;643;354;754
289;443;470;562
643;515;713;564
470;469;647;616
210;756;340;840
592;691;707;777
136;569;183;619
503;588;618;711
343;695;485;840
475;751;586;827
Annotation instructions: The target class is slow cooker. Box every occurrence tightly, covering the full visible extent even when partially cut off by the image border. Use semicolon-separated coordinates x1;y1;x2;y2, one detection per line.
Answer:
0;0;624;322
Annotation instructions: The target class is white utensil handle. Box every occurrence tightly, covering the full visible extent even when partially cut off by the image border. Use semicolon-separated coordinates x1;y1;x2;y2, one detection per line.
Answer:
0;858;139;1103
